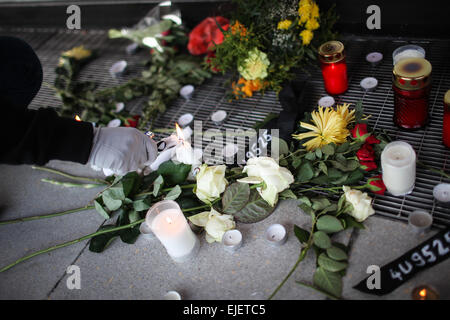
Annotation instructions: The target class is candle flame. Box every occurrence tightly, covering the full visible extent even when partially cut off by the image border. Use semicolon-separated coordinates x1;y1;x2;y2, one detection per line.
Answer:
74;115;82;122
166;217;173;224
175;123;184;141
419;289;427;298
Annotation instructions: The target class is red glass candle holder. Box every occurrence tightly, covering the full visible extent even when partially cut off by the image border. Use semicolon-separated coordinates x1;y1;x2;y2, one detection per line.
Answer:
443;90;450;148
392;58;432;130
318;41;348;95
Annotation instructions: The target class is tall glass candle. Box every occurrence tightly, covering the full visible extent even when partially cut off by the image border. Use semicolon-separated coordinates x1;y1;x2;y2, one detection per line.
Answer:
393;58;432;130
146;200;199;262
442;90;450;148
381;141;416;196
318;41;348;95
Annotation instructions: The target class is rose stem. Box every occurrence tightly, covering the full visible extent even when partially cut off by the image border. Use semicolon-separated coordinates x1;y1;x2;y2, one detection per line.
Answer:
32;166;109;185
0;205;95;226
0;205;212;272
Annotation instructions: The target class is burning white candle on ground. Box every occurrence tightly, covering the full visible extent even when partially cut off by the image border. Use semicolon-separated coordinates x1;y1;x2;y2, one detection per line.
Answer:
360;77;378;91
381;141;416;196
408;210;433;234
180;85;194;100
146;200;200;263
221;229;242;252
366;52;383;66
109;60;127;78
265;224;288;246
318;96;335;107
178;113;194;127
211;110;227;125
164;291;182;300
433;183;450;207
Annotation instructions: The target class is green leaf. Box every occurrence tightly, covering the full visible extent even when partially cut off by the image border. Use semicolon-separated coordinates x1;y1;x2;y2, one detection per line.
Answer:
313;267;343;298
321;144;335;156
222;182;250;214
94;198;110;219
89;225;119;253
157;160;191;186
133;196;152;212
311;198;331;211
119;227;141;244
279;189;297;200
326;246;348;261
296;161;314;183
232;189;274;223
299;196;312;207
315;148;323;159
272;137;289;155
294;225;310;244
342;169;364;185
153;175;164;197
292;156;302;169
313;231;332;249
102;194;122;211
316;215;344;233
318;161;328;175
165;185;182;201
299;203;315;216
120;171;141;197
102;186;126;201
128;210;140;223
344;215;366;229
305;152;316;161
318;253;348;272
335;142;349;153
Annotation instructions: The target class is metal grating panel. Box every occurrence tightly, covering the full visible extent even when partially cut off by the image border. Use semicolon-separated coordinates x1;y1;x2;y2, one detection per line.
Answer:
1;27;449;227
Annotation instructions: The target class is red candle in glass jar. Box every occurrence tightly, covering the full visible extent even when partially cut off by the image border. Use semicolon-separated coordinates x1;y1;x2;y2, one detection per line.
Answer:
392;58;432;130
318;41;348;95
443;90;450;148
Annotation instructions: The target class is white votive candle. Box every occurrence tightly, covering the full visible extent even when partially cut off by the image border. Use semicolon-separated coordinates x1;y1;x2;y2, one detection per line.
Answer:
146;200;199;262
381;141;416;196
164;291;182;300
222;229;243;252
265;224;288;246
408;210;433;234
433;183;450;208
366;52;383;66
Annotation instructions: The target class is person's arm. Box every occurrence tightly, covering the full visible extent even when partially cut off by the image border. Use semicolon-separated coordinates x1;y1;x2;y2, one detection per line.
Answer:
0;105;94;165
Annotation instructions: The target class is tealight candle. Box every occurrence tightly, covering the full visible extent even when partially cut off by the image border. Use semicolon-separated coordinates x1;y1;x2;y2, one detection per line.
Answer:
360;77;378;91
107;119;121;128
139;221;155;240
222;229;243;252
381;141;416;196
411;285;439;300
109;60;127;78
318;96;335;107
114;102;125;113
164;291;182;300
178;113;194;127
392;44;425;65
211;110;227;125
180;85;194;100
366;52;383;66
222;143;239;158
408;210;433;234
265;224;288;246
146;200;200;263
433;183;450;208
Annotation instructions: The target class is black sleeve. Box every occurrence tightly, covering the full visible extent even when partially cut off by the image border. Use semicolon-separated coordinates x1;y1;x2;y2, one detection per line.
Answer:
0;105;94;165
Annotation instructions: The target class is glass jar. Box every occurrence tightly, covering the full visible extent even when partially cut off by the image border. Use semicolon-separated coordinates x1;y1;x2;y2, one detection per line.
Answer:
443;90;450;148
392;58;432;129
318;40;348;95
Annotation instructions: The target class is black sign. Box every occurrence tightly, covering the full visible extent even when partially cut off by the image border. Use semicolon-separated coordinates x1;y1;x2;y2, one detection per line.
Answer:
353;228;450;296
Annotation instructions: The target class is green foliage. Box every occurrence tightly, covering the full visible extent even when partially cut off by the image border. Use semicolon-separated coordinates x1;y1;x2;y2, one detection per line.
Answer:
156;161;192;187
222;182;250;214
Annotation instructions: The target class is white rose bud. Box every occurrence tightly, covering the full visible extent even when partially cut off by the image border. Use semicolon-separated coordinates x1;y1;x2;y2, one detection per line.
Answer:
342;186;375;222
194;164;228;204
238;157;294;206
188;208;235;243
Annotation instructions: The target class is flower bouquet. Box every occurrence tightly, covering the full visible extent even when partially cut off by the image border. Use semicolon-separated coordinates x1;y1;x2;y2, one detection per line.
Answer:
191;0;338;99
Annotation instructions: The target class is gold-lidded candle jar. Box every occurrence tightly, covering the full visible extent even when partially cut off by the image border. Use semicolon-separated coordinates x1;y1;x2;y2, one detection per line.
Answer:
393;57;432;130
318;40;348;95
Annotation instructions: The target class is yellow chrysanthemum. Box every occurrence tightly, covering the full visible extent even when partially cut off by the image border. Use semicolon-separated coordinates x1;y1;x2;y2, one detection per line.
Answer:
311;3;320;19
305;18;320;31
277;19;293;30
336;103;355;124
292;107;350;151
300;29;314;46
62;45;91;60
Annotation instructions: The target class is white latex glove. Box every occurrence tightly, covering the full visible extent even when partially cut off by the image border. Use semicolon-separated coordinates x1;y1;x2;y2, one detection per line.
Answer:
88;127;157;176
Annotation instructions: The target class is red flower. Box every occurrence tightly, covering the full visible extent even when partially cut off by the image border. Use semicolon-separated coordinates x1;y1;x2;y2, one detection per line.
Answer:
367;175;386;194
206;51;220;72
352;123;380;144
356;143;375;161
125;115;140;128
360;161;377;171
187;17;229;55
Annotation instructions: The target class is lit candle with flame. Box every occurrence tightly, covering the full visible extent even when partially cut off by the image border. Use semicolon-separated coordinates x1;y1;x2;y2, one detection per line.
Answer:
146;200;199;262
74;115;82;122
412;285;439;300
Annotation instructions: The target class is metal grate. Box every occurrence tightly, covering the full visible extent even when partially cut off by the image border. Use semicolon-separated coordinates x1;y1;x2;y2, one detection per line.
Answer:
1;27;449;227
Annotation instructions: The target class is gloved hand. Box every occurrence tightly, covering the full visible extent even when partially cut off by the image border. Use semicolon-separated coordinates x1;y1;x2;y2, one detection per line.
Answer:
88;127;157;176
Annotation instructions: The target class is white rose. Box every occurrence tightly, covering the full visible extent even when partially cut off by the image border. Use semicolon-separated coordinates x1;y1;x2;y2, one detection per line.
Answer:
194;164;228;204
188;208;235;243
343;186;375;222
238;157;294;206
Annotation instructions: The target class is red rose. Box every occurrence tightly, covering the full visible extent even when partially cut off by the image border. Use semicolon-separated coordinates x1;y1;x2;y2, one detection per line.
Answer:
125;115;140;128
360;161;377;171
187;16;230;55
366;135;380;144
356;143;375;161
367;175;386;194
352;123;380;144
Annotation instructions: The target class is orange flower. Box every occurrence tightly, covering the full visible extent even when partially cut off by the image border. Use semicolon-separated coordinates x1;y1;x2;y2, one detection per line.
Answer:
230;21;248;38
232;78;267;99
